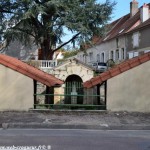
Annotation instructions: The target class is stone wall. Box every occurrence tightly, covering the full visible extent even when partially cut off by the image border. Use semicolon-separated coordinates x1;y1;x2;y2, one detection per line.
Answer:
53;60;94;82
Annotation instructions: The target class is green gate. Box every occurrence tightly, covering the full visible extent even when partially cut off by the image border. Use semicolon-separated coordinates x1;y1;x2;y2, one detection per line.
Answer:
65;75;84;104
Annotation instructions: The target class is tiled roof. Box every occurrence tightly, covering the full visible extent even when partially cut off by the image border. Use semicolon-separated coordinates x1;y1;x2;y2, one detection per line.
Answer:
80;3;150;50
83;52;150;88
0;54;63;87
95;3;150;44
102;11;142;42
127;17;150;34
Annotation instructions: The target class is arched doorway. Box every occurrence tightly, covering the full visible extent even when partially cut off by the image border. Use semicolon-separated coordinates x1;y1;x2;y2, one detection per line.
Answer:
65;75;84;104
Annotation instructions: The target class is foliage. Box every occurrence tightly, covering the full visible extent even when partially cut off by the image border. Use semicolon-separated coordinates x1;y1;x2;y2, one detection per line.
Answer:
0;0;116;59
106;59;115;68
63;50;78;59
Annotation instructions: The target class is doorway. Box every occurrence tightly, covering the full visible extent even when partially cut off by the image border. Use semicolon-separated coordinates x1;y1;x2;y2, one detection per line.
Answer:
65;75;83;104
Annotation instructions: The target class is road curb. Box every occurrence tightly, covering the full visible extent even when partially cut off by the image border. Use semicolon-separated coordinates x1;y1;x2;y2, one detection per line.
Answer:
2;123;150;130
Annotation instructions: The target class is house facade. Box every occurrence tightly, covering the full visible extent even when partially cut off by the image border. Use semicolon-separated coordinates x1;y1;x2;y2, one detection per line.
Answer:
77;0;150;66
78;36;126;65
83;52;150;112
126;18;150;57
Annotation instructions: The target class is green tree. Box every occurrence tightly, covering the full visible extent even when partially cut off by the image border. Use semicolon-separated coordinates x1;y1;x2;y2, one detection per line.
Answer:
0;0;115;60
63;49;79;59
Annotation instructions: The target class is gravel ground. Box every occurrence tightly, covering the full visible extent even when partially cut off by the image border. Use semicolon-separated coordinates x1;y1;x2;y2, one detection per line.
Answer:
0;111;150;127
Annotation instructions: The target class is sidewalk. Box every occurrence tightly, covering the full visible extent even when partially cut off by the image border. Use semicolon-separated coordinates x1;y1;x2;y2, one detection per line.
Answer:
1;110;150;130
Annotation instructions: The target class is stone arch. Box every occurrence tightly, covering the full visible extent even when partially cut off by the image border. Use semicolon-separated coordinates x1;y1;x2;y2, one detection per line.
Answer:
65;74;83;82
54;59;94;82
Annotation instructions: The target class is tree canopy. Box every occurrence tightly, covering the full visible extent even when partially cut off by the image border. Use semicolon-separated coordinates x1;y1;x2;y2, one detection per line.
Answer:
0;0;116;59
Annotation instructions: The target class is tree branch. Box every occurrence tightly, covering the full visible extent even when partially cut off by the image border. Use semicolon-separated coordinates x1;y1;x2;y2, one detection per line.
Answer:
0;47;6;53
33;0;42;4
0;9;14;14
12;27;36;38
30;16;43;29
53;32;80;52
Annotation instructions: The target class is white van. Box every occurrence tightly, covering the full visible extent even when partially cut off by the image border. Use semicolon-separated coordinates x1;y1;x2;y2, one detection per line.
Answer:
92;62;107;73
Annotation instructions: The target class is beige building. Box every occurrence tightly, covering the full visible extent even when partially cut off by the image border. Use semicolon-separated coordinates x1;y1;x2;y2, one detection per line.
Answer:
77;1;150;65
0;54;63;111
83;52;150;112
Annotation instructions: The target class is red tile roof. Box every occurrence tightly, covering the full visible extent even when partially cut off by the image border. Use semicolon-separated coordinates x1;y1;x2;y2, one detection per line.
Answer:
83;52;150;88
0;54;63;87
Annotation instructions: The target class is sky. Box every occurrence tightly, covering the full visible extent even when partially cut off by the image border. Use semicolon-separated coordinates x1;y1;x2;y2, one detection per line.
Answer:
108;0;150;21
63;0;150;49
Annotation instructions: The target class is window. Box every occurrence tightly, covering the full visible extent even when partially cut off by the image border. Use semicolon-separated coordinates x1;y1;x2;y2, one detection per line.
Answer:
134;52;139;57
121;48;125;60
116;49;119;60
83;54;86;63
101;52;105;62
80;55;82;61
89;52;93;61
110;51;114;60
128;52;134;59
97;54;100;62
144;50;150;53
116;38;119;48
128;52;139;59
133;32;139;48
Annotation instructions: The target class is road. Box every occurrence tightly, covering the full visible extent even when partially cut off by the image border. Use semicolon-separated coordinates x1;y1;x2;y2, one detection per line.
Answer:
0;129;150;150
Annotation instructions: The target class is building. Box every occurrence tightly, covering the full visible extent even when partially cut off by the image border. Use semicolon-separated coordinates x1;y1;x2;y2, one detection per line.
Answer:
77;0;150;66
44;58;95;105
0;54;63;111
53;51;65;60
83;52;150;112
126;11;150;57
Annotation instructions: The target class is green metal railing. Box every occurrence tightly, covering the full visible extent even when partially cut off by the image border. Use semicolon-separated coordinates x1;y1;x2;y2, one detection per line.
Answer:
34;93;106;110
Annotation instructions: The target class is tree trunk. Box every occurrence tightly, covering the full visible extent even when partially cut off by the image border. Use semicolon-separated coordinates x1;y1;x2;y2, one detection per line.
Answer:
40;38;54;60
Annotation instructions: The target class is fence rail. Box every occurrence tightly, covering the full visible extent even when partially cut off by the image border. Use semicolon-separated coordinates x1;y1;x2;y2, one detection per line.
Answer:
34;93;106;110
24;60;57;68
40;60;57;68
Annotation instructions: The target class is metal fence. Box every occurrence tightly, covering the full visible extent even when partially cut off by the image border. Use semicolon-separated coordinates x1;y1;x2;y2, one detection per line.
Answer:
34;81;107;110
34;93;106;110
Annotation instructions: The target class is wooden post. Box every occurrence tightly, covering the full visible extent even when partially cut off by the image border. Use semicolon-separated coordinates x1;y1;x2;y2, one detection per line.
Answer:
104;81;107;109
97;84;100;105
33;80;37;109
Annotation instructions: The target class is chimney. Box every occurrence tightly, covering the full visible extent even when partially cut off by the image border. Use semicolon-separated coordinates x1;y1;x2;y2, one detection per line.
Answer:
130;0;139;17
140;3;149;22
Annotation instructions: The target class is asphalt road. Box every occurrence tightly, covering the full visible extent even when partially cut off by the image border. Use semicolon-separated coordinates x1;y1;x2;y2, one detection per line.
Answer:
0;129;150;150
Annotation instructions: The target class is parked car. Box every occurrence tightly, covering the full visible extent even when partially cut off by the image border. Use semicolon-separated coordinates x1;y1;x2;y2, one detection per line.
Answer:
92;62;107;73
